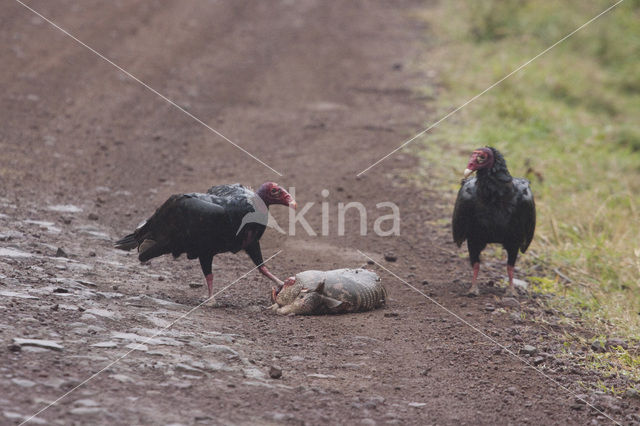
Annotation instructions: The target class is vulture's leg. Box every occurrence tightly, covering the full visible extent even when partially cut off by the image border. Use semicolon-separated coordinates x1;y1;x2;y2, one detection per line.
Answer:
505;265;517;297
466;242;483;296
467;262;481;296
259;266;284;287
246;240;284;290
505;248;518;297
198;253;216;305
205;274;214;298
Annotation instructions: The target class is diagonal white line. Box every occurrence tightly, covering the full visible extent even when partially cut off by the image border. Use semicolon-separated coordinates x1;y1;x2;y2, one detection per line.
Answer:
14;0;283;177
356;0;626;176
357;250;622;425
19;250;283;426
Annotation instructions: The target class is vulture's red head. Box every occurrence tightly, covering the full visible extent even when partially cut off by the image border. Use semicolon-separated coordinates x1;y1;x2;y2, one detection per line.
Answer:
257;182;297;209
464;147;494;178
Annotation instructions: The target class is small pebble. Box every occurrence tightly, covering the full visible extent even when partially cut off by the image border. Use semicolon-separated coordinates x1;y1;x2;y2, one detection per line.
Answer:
384;253;397;262
521;345;537;356
269;365;283;379
88;213;99;221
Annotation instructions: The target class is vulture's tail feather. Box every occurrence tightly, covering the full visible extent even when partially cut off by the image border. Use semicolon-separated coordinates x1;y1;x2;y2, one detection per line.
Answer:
138;239;167;262
114;233;138;251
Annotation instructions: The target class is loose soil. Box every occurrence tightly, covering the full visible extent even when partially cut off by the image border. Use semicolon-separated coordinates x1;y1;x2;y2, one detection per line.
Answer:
1;1;638;425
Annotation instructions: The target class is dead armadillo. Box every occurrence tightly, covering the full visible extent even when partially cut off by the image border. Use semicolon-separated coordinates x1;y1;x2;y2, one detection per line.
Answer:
270;268;386;315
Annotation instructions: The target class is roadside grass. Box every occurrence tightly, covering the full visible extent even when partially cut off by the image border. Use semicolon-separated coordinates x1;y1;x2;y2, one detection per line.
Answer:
560;332;640;395
411;0;640;381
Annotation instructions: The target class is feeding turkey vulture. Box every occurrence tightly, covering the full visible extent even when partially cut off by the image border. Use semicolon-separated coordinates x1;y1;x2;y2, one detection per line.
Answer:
452;147;535;297
115;182;296;302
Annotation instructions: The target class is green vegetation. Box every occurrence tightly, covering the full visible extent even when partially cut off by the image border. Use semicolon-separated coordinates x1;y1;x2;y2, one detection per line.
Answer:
560;332;640;393
413;1;640;335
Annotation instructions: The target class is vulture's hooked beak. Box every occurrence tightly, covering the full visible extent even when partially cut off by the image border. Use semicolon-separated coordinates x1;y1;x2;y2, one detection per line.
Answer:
288;199;298;210
463;168;474;178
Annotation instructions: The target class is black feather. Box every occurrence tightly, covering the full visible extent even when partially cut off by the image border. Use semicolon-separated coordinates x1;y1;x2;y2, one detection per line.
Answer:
114;233;137;250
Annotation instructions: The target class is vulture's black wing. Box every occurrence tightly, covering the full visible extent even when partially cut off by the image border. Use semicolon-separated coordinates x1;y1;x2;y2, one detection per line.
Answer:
133;194;229;261
513;178;536;253
452;178;477;247
170;193;231;246
177;194;228;225
207;183;248;198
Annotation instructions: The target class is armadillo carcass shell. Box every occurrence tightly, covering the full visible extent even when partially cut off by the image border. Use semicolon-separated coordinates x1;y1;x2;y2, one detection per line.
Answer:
276;268;386;314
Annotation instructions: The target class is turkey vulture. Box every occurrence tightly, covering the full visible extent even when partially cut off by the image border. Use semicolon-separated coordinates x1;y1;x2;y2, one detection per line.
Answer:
452;147;535;296
115;182;296;302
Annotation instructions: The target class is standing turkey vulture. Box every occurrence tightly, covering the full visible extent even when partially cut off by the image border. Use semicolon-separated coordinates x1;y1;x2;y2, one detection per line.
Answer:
115;182;296;302
452;147;535;296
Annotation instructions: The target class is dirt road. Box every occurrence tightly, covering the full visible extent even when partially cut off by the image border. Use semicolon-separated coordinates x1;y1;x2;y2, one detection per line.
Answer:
1;1;638;424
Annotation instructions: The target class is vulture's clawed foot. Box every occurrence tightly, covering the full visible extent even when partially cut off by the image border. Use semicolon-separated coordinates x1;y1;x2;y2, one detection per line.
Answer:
201;297;220;307
466;285;480;297
504;286;518;298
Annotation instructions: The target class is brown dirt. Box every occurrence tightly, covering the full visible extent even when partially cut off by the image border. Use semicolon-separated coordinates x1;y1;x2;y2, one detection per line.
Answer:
1;1;639;425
